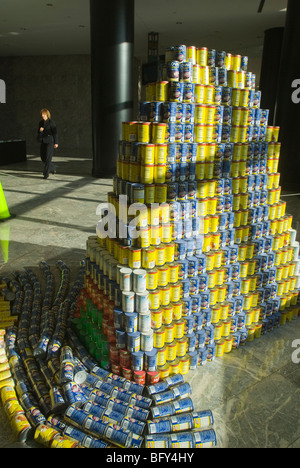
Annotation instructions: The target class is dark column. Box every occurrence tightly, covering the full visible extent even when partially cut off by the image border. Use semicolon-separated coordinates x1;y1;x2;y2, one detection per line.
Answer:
259;27;284;125
90;0;135;178
275;0;300;191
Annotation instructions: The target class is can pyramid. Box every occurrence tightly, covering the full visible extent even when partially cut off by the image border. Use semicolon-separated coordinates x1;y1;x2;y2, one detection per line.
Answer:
78;44;300;383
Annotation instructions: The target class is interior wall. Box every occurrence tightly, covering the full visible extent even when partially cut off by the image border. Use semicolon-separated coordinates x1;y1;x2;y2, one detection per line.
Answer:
0;55;93;157
0;55;141;159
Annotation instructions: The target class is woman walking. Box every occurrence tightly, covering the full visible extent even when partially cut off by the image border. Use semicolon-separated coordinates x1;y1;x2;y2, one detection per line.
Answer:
37;108;58;179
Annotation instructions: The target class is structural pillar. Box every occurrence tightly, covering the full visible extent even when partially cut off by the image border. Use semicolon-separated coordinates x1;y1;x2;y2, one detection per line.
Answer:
90;0;135;178
259;27;284;125
275;0;300;191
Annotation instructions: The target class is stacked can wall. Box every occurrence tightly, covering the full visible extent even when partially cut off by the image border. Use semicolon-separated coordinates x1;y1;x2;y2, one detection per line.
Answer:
83;44;300;383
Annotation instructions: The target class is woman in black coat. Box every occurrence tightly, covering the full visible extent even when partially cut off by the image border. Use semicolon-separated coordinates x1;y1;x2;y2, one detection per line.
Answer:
37;108;58;179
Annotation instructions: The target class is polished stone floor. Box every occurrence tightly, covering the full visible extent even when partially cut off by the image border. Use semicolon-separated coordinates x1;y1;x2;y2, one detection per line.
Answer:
0;155;299;448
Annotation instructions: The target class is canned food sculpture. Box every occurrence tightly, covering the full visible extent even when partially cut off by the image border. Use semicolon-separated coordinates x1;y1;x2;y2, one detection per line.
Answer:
0;43;299;449
85;43;299;381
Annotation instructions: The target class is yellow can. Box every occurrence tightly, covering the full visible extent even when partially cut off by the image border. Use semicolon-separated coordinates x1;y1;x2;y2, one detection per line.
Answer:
142;247;156;269
162;306;174;326
179;355;190;375
214;323;223;341
140;164;154;184
172;301;183;320
161;223;172;244
137;122;151;143
207;270;216;289
170;283;181;302
176;336;188;357
168;358;180;375
158;363;170;380
224;335;233;353
165;242;175;263
211;305;221;323
51;435;79;448
156;245;166;266
160;285;171;306
209;288;218;306
156;346;167;367
157;265;169;287
194;84;205;103
215;339;225;357
150;224;161;246
156;81;168;102
173;319;185;339
153;327;165;348
144;184;156;203
195;104;207;124
166;341;177;361
151;309;163;329
217;285;227;303
221;320;231;337
243;293;252;310
128;247;141;269
220;302;230;320
154;164;166;184
164;322;175;342
149;289;160;310
168;263;179;284
141;143;155;164
34;424;60;447
146;268;158;290
197;47;207;66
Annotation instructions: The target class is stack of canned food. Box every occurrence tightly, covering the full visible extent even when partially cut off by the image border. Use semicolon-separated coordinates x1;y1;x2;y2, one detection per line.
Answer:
81;43;299;377
0;265;216;449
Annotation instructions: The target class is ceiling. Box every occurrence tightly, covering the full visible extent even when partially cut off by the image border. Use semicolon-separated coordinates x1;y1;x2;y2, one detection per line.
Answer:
0;0;288;65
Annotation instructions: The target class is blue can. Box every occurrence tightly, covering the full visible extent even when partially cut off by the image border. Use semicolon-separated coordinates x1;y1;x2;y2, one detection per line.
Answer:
222;87;232;107
175;123;185;142
193;313;204;331
166;122;176;143
198;347;207;365
64;404;89;428
188;256;199;277
191;294;201;313
176;103;187;123
174;44;186;62
147;418;172;435
181;279;190;298
195;253;207;273
185;104;195;124
131;351;144;371
218;67;228;88
139;101;150;121
189;351;198;369
167;142;176;161
167;60;180;81
144;348;158;372
182;297;192;316
149;101;163;123
183;82;195;102
162;101;177;123
216;50;226;67
167;182;178;202
196;330;206;350
199;273;208;291
200;291;210;309
184;123;194;143
180;61;193;82
189;277;200;295
193;429;217;448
